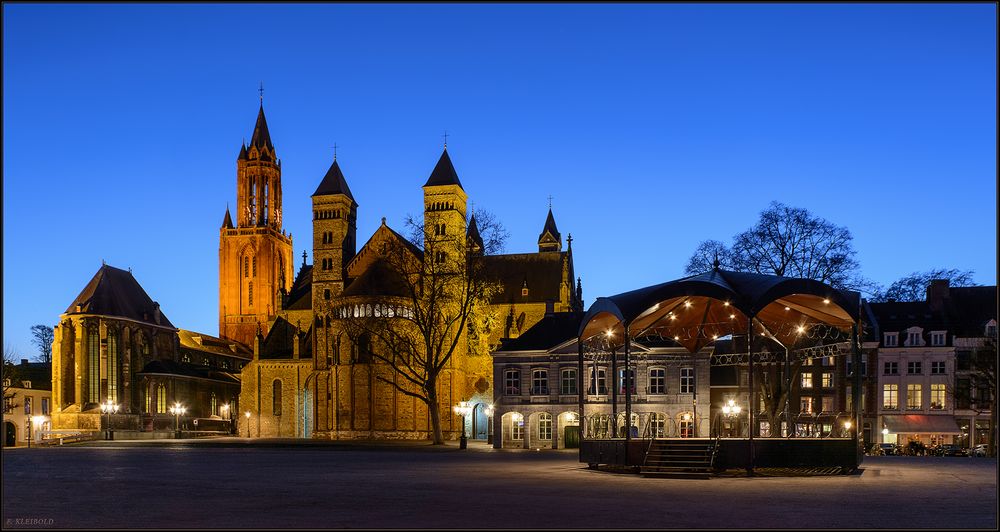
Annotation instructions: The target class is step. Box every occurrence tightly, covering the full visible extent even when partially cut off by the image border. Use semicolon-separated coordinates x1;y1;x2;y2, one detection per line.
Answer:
641;469;712;479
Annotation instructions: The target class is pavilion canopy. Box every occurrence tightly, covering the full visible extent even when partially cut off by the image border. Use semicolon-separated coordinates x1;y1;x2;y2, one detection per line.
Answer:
579;268;861;353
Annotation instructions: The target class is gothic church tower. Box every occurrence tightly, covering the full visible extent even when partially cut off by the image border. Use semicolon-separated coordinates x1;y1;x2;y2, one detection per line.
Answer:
219;103;294;346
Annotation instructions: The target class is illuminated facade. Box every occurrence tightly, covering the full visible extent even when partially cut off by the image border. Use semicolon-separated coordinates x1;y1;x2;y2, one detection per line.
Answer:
226;104;584;439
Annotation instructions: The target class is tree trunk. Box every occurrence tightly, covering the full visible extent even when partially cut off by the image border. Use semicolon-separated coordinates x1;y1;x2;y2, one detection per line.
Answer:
427;383;444;445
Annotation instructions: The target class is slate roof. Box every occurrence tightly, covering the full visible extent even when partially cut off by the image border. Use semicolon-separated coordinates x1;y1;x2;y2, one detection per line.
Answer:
9;361;52;391
135;359;240;385
177;329;251;360
497;312;584;352
284;264;314;311
249;104;274;152
538;208;561;242
483;252;568;305
65;265;175;329
467;214;484;250
868;285;997;341
260;316;311;359
342;259;411;298
237;143;248;161
423;149;463;188
312;158;355;200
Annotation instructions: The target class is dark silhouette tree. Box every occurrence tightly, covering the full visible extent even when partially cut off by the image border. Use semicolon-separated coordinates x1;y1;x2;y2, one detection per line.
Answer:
870;269;977;302
30;325;54;364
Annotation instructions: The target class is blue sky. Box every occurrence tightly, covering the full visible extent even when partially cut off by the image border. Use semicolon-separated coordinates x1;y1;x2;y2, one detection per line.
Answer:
3;3;996;359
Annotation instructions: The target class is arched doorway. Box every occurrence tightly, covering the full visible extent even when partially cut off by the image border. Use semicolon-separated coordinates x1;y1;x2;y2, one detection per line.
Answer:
501;412;523;449
4;421;16;447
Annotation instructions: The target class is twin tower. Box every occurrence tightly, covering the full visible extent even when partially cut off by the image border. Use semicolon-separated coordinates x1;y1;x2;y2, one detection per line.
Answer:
218;103;479;347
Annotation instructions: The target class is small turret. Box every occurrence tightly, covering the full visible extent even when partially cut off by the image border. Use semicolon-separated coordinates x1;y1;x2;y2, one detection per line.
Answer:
538;208;562;252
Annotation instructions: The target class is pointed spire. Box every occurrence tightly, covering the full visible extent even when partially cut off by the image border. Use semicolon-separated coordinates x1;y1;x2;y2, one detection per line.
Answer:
249;103;274;153
538;207;562;252
222;205;234;229
312;158;355;200
302;250;307;266
467;214;484;252
238;142;248;161
423;148;463;188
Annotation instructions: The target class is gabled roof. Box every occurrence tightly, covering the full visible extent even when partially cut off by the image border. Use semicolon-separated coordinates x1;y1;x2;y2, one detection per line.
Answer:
312;158;355;200
135;359;240;385
482;252;567;304
261;316;311;359
65;265;175;329
498;312;584;352
538;208;561;242
284;264;313;311
249;104;274;152
221;207;234;229
342;258;411;298
423;148;463;188
9;361;52;391
177;329;251;360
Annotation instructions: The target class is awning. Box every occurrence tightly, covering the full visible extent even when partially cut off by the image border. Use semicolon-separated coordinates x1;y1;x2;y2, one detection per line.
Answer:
882;415;962;434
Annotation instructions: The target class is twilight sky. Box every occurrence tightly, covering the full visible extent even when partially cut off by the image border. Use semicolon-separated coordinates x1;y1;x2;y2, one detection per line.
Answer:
3;3;996;359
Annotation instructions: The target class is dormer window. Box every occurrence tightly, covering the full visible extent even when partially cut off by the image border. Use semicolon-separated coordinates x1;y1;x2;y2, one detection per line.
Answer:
884;333;898;347
987;320;997;338
930;331;946;346
903;327;923;347
23;381;31;389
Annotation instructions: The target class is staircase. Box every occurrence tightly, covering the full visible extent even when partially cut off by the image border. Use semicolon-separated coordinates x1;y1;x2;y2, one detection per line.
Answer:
641;439;716;479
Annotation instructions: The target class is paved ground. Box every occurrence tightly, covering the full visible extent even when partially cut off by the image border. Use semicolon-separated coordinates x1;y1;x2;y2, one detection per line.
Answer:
2;439;996;529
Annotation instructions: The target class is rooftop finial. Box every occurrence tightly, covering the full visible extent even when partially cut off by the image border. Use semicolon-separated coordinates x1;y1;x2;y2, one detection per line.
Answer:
567;233;573;250
712;252;721;270
442;130;449;149
381;217;386;226
258;81;264;103
332;142;338;161
548;195;553;209
302;249;307;266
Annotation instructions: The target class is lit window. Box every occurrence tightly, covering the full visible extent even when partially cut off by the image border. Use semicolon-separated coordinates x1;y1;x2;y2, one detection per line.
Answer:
156;385;167;414
883;384;898;410
907;361;922;375
679;414;694;438
907;384;922;410
822;373;833;388
821;396;834;413
511;415;524;440
649;368;666;394
538;412;552;440
931;384;946;410
800;397;813;414
801;373;813;388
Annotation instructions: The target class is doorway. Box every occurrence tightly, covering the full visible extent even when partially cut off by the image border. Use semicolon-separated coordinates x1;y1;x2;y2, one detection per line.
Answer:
4;421;15;447
472;403;488;440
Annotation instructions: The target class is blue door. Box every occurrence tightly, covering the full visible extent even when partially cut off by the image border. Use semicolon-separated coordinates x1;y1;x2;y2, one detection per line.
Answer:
473;403;488;440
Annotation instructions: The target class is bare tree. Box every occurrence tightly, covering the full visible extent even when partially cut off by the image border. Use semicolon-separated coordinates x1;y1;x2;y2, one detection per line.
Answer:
30;324;54;364
3;344;22;415
685;202;876;294
870;269;977;302
337;211;506;444
952;336;997;456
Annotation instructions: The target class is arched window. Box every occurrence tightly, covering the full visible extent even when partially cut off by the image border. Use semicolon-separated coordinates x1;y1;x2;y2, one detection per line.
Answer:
156;385;167;414
244;257;249;278
272;380;282;416
538;413;552;440
87;326;100;404
650;412;666;437
356;334;372;364
107;328;119;403
248;282;253;306
211;393;218;416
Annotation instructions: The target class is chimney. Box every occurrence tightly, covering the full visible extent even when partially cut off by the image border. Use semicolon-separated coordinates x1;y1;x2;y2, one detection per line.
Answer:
153;302;161;325
544;299;555;317
20;359;28;366
926;279;950;311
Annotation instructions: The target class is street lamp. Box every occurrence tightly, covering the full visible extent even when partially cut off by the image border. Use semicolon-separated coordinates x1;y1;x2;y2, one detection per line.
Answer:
245;411;251;438
721;399;742;437
100;399;120;441
484;404;494;445
168;402;186;439
29;415;44;448
220;403;230;435
453;401;472;449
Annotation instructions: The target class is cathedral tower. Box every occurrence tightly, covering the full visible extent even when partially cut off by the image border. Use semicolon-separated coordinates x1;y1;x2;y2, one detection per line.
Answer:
537;207;562;252
422;148;467;261
311;156;357;311
219;103;294;346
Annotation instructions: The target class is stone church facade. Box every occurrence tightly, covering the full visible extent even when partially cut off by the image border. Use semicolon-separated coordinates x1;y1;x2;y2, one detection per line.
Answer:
229;103;584;440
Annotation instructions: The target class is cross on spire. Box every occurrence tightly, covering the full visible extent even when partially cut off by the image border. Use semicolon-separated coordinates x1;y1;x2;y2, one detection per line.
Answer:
258;82;264;102
547;195;553;209
302;250;307;265
331;142;338;161
442;130;449;148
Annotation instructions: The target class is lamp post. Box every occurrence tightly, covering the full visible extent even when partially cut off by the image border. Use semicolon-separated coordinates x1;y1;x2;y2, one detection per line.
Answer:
721;399;742;438
100;399;120;441
484;405;494;445
453;401;472;449
169;402;186;439
843;420;853;439
245;411;251;439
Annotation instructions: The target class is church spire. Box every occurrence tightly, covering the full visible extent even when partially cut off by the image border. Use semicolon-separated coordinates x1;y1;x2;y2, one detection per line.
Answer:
222;205;234;229
423;148;463;188
312;157;355;201
467;213;484;253
249;103;274;153
537;207;562;252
